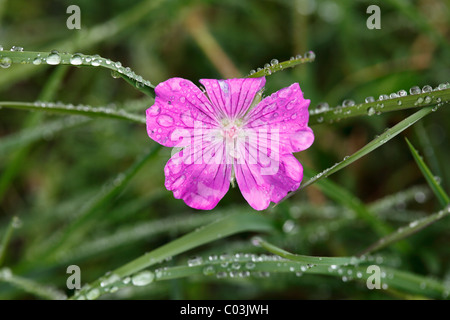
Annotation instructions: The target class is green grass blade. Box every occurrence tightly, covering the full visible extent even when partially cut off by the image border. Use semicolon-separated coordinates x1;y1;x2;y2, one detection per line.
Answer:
360;205;450;255
0;216;20;267
71;212;274;299
70;254;448;300
406;138;450;207
0;51;155;97
41;146;162;260
247;52;316;77
254;237;359;266
281;105;440;202
0;117;90;156
0;268;66;300
0;101;146;124
309;86;449;125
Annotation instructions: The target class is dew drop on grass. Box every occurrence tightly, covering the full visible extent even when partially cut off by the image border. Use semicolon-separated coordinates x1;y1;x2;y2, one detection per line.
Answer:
187;256;203;267
91;58;101;67
70;54;83;65
131;271;155;286
397;89;407;97
305;51;316;60
365;96;375;103
409;86;421;95
295;54;302;59
0;45;3;51
342;99;355;107
0;57;12;68
378;94;389;101
438;82;449;90
251;236;262;247
367;106;376;116
249;69;256;75
245;262;256;270
46;50;61;65
270;59;279;66
422;85;432;93
203;266;215;276
216;272;227;279
10;46;23;52
86;288;100;300
33;57;42;65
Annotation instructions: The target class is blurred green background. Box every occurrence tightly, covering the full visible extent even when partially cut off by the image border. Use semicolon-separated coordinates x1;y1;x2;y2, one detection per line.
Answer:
0;0;449;299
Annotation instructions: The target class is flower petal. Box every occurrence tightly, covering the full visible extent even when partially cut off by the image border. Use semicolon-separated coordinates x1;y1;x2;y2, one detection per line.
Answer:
146;77;219;147
199;77;266;120
234;142;304;210
164;139;232;210
244;83;314;154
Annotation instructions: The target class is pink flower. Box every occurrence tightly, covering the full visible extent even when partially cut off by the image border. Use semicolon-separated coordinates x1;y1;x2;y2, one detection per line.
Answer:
146;77;314;211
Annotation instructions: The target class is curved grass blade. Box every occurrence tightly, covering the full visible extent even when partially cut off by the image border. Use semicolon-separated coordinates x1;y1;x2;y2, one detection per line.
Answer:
0;50;155;97
254;237;359;266
0;268;66;300
280;105;441;203
360;205;450;256
406;138;449;207
71;212;274;299
309;85;450;125
71;253;448;300
247;51;316;78
0;101;145;124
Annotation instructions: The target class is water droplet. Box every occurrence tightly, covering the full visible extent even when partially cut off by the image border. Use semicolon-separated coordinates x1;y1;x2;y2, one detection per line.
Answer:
251;236;262;247
231;262;240;270
203;266;215;276
282;220;295;233
70;54;83;65
86;288;100;300
249;69;256;75
32;57;42;65
295;54;302;59
389;93;398;99
187;256;203;267
367;107;376;116
342;99;355;107
10;46;23;52
422;85;432;93
270;59;279;66
438;82;449;90
434;176;441;185
409;86;421;95
46;50;61;65
424;96;432;104
305;51;316;60
397;89;407;97
264;63;270;69
245;262;256;270
365;96;375;103
216;272;227;279
0;45;3;51
378;94;389;101
156;114;174;127
0;57;12;68
131;271;154;286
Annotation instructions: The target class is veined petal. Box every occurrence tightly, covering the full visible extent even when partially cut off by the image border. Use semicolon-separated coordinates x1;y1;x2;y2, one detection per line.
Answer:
234;143;304;210
146;78;219;147
244;83;314;154
199;77;266;120
164;138;232;210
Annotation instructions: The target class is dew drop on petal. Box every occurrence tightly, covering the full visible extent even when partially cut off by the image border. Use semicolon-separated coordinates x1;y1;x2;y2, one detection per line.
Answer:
147;105;161;116
156;114;174;127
